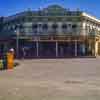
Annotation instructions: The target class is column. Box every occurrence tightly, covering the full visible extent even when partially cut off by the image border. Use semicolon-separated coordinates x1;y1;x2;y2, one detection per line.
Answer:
36;41;39;57
95;41;98;56
56;41;58;57
88;41;92;56
75;40;77;57
82;43;85;56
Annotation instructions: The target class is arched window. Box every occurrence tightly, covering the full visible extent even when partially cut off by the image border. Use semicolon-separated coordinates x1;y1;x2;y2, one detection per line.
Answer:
38;24;42;27
52;24;58;29
10;26;14;31
42;24;48;30
32;24;38;29
72;24;77;29
14;24;21;30
15;25;18;30
62;24;67;29
19;24;24;34
19;24;23;29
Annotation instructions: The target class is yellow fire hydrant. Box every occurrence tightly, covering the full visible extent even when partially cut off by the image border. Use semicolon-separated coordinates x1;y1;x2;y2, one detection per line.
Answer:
7;51;14;70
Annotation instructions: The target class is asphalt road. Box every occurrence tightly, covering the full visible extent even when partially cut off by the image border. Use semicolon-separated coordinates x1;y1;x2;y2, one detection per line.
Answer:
0;58;100;100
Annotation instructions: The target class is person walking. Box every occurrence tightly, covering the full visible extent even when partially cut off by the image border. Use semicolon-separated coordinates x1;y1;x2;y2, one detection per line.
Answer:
22;47;26;59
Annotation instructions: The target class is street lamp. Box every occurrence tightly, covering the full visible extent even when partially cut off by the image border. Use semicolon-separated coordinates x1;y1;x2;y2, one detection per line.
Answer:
15;27;20;58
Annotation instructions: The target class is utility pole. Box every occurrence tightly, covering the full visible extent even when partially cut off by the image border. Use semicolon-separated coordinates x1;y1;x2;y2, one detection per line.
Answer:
16;28;20;58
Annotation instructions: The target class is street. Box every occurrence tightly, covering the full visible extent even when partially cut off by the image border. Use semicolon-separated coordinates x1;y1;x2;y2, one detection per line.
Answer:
0;58;100;100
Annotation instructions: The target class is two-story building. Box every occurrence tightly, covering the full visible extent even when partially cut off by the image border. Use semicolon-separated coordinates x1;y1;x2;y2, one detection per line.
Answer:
0;5;100;58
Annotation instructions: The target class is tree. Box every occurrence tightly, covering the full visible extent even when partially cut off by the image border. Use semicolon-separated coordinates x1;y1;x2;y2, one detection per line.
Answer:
0;17;4;32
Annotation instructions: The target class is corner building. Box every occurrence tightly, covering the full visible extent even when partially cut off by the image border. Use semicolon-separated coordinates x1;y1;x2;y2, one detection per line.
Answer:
1;5;100;58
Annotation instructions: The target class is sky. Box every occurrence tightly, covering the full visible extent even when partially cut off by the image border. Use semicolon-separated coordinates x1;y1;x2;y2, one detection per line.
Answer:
0;0;100;18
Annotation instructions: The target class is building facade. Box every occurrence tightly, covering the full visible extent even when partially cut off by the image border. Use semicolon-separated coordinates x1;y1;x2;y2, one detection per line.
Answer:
0;5;100;58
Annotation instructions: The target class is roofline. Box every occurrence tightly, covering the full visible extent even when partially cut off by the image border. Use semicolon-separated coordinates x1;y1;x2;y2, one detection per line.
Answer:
82;12;100;23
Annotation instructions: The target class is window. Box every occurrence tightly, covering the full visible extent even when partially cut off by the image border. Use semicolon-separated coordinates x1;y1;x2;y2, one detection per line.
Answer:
51;24;58;34
68;24;72;27
13;25;17;29
10;26;14;31
19;24;23;29
42;24;48;30
38;24;42;27
32;24;38;29
52;24;58;29
62;24;67;29
90;29;96;35
72;24;77;29
19;24;24;33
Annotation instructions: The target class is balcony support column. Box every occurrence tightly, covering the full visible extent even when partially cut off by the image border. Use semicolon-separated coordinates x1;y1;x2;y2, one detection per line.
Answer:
56;41;58;57
75;40;77;57
36;41;39;57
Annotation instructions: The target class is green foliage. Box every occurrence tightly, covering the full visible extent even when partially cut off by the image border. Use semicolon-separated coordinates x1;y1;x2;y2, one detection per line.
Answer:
0;17;4;32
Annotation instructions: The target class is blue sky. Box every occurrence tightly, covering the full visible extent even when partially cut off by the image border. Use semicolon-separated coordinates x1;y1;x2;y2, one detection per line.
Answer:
0;0;100;18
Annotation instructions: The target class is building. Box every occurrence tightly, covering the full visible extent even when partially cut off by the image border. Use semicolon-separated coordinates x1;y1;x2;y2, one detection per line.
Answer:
0;5;100;58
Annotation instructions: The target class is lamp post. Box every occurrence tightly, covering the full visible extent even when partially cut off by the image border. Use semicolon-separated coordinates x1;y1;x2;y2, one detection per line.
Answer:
15;28;20;59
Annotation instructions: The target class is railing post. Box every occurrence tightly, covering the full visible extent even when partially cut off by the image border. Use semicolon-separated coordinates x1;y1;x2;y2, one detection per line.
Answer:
36;41;39;57
56;41;58;57
75;40;77;57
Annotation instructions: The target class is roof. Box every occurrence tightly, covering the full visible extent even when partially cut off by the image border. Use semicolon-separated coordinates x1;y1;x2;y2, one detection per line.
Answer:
4;5;82;22
2;5;100;24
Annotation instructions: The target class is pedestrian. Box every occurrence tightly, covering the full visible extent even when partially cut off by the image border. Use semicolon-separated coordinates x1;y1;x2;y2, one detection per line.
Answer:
22;47;26;59
9;48;14;53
